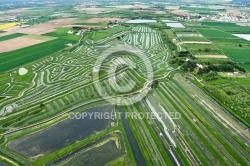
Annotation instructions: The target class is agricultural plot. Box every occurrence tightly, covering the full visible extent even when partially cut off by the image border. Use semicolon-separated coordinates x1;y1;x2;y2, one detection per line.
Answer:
179;7;222;14
185;43;223;55
208;37;250;45
201;75;250;125
0;35;79;72
43;28;80;42
0;35;56;53
0;33;25;42
0;22;22;30
240;64;250;71
220;47;250;62
0;18;76;35
201;22;250;33
7;105;115;159
197;28;239;38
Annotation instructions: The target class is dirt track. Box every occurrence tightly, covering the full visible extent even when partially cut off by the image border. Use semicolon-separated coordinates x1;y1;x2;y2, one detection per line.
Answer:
195;55;228;58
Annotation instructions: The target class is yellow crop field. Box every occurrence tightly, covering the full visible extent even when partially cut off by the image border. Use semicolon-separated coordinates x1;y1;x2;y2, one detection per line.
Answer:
0;22;22;30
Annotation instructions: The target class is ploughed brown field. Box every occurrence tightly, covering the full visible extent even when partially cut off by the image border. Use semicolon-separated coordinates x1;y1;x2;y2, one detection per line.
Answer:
0;36;55;53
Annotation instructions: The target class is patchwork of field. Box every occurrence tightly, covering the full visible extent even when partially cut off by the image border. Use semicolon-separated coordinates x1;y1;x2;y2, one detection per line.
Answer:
0;15;249;166
0;38;72;72
0;28;79;72
182;22;250;62
0;18;76;36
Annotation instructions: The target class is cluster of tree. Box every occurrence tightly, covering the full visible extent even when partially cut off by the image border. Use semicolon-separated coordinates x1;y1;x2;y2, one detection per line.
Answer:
202;71;218;81
204;85;231;103
204;48;212;52
229;61;246;72
173;29;196;33
148;24;165;29
107;20;120;26
179;50;191;57
198;64;233;74
197;61;246;75
160;31;177;51
182;61;197;72
151;80;159;89
170;57;186;66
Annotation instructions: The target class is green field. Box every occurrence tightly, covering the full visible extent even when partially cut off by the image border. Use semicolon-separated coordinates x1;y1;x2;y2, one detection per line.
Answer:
239;64;250;71
201;76;250;126
44;28;80;41
179;7;225;14
0;33;25;42
197;28;239;38
201;22;250;33
201;22;239;27
185;43;223;55
90;25;129;40
221;47;250;62
209;38;250;46
0;39;77;72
